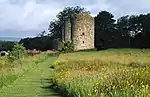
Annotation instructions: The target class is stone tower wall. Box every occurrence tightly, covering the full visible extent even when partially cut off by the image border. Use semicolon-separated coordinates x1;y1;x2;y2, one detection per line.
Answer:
64;19;71;42
72;13;94;51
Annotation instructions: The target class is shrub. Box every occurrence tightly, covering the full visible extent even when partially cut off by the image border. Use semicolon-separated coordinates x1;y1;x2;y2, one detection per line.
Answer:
7;44;27;62
61;41;74;53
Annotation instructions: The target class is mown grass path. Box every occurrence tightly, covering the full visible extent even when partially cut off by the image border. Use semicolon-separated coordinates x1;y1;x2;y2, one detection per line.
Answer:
0;56;60;97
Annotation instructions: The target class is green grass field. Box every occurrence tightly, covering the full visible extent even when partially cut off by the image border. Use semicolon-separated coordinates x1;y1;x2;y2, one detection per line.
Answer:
0;49;150;97
0;55;60;97
51;49;150;97
0;54;60;97
0;54;46;88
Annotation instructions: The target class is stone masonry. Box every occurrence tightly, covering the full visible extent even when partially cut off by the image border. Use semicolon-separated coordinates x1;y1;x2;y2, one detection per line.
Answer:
64;18;71;42
62;13;94;51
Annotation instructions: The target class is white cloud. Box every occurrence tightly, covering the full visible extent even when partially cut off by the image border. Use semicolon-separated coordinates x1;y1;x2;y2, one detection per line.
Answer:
105;0;150;17
0;0;150;37
0;0;62;32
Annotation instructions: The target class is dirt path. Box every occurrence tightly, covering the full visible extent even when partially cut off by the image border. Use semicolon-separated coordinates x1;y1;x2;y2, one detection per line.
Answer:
0;56;60;97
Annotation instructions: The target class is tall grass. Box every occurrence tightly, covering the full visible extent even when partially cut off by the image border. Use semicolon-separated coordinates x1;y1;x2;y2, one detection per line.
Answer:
51;49;150;97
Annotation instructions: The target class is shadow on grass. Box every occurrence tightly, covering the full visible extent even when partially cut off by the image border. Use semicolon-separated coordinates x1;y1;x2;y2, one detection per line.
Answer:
39;78;62;97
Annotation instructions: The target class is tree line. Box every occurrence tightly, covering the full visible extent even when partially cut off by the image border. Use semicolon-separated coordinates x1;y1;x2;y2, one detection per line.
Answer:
19;6;150;51
0;41;16;51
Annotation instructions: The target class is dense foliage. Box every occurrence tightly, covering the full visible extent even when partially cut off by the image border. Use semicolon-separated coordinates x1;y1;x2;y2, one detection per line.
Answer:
95;11;150;49
0;41;16;51
19;36;54;51
48;6;89;39
95;11;117;49
7;44;27;62
61;41;74;53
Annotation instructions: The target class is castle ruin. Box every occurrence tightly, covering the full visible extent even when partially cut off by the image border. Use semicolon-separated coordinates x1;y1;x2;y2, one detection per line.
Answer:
62;13;94;51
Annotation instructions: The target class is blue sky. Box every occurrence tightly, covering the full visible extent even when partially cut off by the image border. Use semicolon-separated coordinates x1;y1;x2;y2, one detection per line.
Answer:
0;0;150;38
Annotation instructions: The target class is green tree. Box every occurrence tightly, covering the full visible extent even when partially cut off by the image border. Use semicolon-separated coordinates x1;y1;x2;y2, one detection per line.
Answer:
117;15;131;47
19;36;54;51
48;6;89;40
37;30;46;37
8;44;27;63
61;41;74;53
0;41;16;51
116;14;148;48
141;13;150;48
117;15;130;37
95;11;117;49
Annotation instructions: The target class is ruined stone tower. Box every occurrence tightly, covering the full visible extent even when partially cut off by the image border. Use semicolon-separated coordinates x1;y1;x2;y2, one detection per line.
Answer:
62;13;94;51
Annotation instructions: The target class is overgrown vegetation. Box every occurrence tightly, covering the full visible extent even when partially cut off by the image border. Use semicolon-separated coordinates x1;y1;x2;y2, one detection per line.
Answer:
50;49;150;97
61;41;74;53
7;44;27;63
0;44;48;88
0;40;16;51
